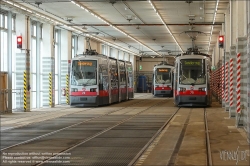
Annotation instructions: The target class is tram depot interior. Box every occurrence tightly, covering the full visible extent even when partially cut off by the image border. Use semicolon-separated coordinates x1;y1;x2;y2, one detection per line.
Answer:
0;0;250;165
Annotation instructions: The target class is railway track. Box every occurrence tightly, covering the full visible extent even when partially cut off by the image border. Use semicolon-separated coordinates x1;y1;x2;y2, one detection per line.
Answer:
132;107;212;166
204;108;212;166
1;94;148;131
37;98;171;166
1;96;176;166
1;96;151;152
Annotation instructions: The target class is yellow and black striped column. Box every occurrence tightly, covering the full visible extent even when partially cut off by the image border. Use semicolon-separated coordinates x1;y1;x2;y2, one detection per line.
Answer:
23;71;27;111
42;57;55;107
16;51;30;112
49;72;53;107
66;74;69;105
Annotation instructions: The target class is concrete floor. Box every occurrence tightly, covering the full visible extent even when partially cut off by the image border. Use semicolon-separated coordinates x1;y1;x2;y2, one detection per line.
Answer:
1;93;249;166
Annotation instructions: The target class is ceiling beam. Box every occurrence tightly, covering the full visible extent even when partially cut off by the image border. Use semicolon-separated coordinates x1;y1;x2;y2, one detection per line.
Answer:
67;23;223;26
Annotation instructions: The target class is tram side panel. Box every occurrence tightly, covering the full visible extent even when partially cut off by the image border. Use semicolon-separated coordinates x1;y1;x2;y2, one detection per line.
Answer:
69;54;133;107
98;58;109;105
126;62;134;99
109;58;119;104
118;60;127;101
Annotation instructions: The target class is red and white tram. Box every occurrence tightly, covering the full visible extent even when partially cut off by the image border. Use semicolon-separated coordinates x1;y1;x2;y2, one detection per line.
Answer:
173;51;212;107
70;53;134;106
152;61;174;97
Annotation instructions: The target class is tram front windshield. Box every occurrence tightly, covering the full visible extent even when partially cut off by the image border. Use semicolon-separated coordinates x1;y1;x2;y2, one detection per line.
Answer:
155;68;171;84
179;59;206;85
71;60;97;86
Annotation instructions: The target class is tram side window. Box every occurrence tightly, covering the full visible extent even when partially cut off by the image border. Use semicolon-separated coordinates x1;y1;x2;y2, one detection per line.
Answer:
129;72;133;88
174;64;178;90
120;70;126;85
99;64;108;90
110;62;118;87
99;65;103;90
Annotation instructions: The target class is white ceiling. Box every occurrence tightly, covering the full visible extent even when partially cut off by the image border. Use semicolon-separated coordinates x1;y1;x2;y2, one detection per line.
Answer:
2;0;229;57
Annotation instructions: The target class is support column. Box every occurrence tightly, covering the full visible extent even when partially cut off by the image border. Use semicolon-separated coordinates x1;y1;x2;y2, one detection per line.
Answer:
221;62;225;107
60;30;71;105
119;51;124;60
212;49;215;68
76;35;84;55
124;53;129;61
215;41;220;69
110;47;118;59
228;0;237;118
235;0;247;127
7;11;12;112
15;14;31;112
127;54;130;62
36;22;41;108
224;5;230;111
230;0;237;46
236;0;247;38
236;37;248;127
224;52;230;111
229;46;236;118
225;4;231;53
42;24;55;107
247;0;250;144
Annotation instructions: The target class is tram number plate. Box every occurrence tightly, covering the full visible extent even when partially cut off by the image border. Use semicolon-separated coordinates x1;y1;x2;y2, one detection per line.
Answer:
189;97;196;100
80;98;87;101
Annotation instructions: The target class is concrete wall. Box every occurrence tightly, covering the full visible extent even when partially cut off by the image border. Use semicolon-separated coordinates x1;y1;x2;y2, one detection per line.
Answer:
135;57;175;72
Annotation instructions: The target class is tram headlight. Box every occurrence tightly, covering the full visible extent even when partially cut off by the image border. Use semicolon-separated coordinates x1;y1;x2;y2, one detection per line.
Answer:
90;88;97;92
198;87;206;91
71;88;78;92
179;87;186;91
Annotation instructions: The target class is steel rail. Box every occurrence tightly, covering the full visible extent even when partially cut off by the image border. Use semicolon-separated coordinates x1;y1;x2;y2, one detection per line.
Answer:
167;108;192;165
0;107;90;131
1;93;147;131
36;98;170;166
128;106;182;166
204;108;213;166
0;95;150;152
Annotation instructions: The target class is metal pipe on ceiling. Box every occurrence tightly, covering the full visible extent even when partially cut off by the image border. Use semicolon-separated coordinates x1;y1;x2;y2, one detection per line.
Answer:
66;23;223;26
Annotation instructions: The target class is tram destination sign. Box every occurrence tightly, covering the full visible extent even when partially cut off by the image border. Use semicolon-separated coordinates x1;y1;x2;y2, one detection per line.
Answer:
157;68;169;72
182;60;201;66
77;61;93;66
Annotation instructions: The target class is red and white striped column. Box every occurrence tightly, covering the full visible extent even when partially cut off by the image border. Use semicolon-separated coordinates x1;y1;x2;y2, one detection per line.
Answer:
236;53;241;113
215;70;217;97
229;58;234;107
216;69;219;99
218;67;222;101
224;62;229;102
221;65;225;101
213;71;215;95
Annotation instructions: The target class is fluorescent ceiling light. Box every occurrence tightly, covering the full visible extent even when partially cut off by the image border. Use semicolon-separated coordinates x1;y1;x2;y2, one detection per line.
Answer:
3;0;136;56
148;0;183;53
71;0;160;56
208;0;220;53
